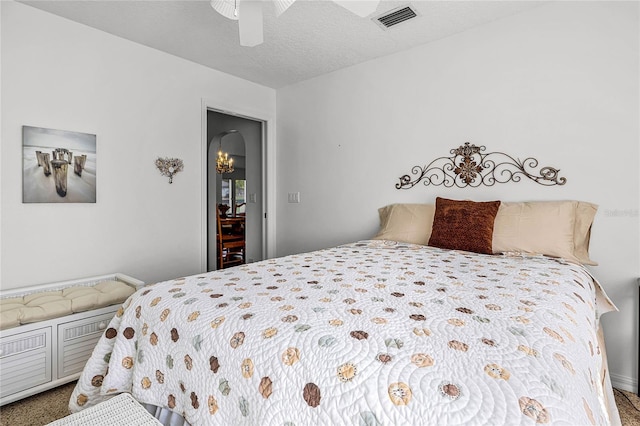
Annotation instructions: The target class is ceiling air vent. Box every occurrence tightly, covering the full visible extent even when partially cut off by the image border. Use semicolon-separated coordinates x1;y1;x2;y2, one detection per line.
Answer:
374;5;418;30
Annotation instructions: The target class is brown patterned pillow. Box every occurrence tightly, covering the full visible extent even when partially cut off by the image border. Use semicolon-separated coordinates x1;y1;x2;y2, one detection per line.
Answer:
428;197;501;254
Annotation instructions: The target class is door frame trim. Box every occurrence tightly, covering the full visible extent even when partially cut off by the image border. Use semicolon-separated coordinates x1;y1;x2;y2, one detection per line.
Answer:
201;98;276;272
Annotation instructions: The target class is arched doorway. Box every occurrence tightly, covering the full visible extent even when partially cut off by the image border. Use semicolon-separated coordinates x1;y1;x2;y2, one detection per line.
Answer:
212;130;245;269
206;110;263;271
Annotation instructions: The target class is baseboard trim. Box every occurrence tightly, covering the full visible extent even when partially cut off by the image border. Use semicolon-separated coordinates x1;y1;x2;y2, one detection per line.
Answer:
611;372;637;394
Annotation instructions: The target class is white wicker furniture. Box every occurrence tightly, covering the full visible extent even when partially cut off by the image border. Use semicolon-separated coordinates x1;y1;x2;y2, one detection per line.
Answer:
0;273;143;406
48;392;162;426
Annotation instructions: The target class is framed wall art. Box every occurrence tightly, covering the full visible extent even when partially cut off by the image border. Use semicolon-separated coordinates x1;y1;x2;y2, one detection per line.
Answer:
22;126;97;203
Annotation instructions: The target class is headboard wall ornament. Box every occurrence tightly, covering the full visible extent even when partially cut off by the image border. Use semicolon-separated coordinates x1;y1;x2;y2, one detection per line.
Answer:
396;142;567;189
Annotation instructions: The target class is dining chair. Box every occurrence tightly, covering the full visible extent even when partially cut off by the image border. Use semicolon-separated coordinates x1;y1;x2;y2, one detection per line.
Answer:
216;210;245;269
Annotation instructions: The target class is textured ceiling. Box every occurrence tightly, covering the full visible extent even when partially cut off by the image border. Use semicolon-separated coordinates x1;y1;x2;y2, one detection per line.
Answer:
20;1;544;88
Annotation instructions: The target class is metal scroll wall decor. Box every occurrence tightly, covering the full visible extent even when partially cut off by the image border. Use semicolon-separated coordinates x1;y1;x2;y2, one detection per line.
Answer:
396;142;566;189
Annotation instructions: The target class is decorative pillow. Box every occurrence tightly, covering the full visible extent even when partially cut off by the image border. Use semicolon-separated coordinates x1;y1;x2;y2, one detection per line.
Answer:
492;200;597;265
428;197;501;254
373;203;435;245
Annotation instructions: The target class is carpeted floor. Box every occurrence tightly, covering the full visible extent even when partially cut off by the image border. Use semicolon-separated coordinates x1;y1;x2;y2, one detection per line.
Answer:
0;382;77;426
617;388;640;426
0;382;639;425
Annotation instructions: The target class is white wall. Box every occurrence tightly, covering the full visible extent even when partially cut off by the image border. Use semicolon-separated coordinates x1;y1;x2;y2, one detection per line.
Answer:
277;2;639;390
1;1;276;287
0;0;4;284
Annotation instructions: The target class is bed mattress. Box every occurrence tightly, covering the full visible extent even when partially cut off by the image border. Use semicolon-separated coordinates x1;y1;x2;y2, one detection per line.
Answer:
70;240;618;425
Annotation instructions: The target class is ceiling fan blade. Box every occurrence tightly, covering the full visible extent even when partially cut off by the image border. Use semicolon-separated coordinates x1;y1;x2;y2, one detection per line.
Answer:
332;0;380;17
210;0;239;20
238;0;264;47
273;0;296;17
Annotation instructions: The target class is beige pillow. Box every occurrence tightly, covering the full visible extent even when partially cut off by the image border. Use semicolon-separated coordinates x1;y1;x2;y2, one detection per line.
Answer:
574;202;598;265
373;204;435;245
492;200;597;265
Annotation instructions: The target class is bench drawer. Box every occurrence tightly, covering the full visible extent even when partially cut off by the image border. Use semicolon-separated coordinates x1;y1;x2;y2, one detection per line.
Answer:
57;311;115;378
0;327;52;398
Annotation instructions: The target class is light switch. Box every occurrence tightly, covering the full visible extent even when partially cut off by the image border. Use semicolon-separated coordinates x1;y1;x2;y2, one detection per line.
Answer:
249;193;257;203
288;192;300;203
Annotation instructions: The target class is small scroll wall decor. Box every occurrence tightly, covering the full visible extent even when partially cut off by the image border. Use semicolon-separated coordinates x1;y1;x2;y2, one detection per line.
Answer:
396;142;566;189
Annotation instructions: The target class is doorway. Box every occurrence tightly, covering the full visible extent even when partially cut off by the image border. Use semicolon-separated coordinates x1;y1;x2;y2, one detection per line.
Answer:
206;110;263;271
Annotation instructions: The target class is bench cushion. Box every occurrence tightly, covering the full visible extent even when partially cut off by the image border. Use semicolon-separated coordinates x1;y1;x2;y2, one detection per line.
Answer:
0;281;135;330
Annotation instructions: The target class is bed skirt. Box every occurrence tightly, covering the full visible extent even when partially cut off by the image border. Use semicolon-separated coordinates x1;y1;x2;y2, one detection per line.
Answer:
143;403;191;426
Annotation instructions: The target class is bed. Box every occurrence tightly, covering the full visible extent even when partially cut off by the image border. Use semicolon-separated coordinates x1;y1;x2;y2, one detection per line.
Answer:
69;198;621;425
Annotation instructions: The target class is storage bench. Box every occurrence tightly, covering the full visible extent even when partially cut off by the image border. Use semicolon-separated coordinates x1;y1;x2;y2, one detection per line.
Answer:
0;273;143;406
48;392;161;426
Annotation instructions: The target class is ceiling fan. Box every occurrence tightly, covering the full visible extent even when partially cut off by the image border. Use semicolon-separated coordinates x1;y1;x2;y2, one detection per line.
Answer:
210;0;381;46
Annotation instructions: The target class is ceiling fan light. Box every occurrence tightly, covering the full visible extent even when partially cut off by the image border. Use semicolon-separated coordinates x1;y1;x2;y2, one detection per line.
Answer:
210;0;239;21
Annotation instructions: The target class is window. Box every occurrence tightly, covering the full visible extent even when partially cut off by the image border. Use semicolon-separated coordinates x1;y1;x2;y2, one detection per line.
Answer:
221;179;231;207
235;180;246;215
221;178;246;216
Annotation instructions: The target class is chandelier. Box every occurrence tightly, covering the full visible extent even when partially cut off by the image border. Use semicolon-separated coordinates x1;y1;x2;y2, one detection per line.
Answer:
213;130;240;174
216;149;234;174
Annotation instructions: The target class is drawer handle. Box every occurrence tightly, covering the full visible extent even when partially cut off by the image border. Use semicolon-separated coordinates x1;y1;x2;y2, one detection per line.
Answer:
98;322;107;330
